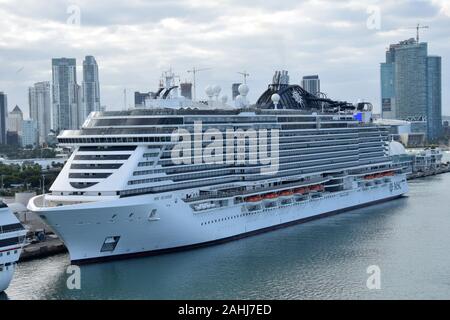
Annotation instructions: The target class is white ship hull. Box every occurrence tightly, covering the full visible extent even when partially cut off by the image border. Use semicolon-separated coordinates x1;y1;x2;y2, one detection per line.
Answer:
29;174;408;263
0;204;26;293
0;263;16;292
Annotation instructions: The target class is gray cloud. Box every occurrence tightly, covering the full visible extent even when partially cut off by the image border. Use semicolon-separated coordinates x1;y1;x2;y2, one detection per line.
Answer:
0;0;449;118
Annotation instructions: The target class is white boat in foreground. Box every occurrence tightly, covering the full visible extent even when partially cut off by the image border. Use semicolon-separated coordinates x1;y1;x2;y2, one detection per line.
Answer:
0;202;27;292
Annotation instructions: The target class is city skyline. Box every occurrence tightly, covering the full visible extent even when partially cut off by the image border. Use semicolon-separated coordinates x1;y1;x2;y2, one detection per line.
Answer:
0;0;449;118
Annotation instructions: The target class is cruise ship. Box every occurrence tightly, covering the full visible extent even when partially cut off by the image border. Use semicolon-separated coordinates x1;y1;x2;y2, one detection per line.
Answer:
28;70;409;264
1;201;27;292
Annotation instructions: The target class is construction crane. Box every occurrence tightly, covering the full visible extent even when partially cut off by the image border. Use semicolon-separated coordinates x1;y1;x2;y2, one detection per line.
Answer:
187;67;211;101
237;71;250;84
405;23;429;43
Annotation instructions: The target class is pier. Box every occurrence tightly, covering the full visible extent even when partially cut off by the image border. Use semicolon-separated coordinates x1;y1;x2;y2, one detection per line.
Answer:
407;164;450;180
20;237;67;262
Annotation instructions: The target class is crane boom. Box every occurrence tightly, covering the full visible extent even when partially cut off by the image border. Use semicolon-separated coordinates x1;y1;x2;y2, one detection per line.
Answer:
187;67;212;101
237;71;250;84
404;23;429;43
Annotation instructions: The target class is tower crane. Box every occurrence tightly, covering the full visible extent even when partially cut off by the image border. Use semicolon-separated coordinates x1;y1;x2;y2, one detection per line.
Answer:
405;23;429;43
237;71;250;84
187;67;212;101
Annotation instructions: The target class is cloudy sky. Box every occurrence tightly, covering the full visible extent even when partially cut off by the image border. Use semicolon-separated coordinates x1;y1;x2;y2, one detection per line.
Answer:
0;0;449;117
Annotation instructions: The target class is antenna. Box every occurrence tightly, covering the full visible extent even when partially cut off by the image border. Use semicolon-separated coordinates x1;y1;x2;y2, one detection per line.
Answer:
187;67;212;101
123;88;127;110
237;71;250;84
404;23;429;43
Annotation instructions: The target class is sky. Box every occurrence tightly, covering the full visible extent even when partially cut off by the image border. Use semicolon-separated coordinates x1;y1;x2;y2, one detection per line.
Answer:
0;0;449;118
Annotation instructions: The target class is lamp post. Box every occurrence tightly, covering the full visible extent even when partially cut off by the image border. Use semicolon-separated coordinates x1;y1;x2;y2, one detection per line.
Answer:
41;174;45;195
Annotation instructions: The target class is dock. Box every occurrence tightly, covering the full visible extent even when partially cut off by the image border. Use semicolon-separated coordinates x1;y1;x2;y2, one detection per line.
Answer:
19;237;67;262
407;165;450;180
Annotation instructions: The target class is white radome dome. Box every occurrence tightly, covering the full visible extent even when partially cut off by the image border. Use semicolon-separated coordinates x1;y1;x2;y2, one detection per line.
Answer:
235;95;243;106
221;95;228;104
205;85;214;97
388;141;406;156
213;85;221;96
271;93;281;103
238;84;249;96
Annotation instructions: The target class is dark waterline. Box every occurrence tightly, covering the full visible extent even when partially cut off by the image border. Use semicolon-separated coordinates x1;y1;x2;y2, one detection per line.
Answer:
4;174;450;299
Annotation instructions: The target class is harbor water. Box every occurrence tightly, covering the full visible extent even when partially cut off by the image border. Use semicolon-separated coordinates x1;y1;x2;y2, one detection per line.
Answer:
3;173;450;299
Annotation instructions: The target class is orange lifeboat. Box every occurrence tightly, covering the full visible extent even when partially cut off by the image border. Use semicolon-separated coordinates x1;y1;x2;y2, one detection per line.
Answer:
310;185;323;192
264;193;279;199
294;188;305;194
246;195;263;202
280;190;294;197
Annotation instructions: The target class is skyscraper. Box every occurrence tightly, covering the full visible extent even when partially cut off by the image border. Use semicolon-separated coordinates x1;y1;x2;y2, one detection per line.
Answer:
302;75;320;96
134;91;154;108
380;61;396;119
380;38;442;141
6;106;22;147
21;119;38;148
180;82;193;100
29;81;52;144
7;105;23;133
426;56;442;141
82;56;101;121
52;58;79;132
0;92;8;144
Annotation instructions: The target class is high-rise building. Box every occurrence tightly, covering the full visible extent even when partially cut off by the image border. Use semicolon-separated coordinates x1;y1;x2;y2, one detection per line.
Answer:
82;56;101;121
232;83;241;100
134;92;154;108
0;92;8;144
29;81;52;145
380;38;442;141
21;119;38;148
52;58;80;132
7;105;23;133
394;40;427;120
426;56;442;141
380;62;396;119
6;131;20;146
180;82;193;100
302;75;320;96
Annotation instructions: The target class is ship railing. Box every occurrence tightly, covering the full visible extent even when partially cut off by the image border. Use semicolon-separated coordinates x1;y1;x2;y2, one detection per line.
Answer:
184;177;330;203
29;195;59;208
